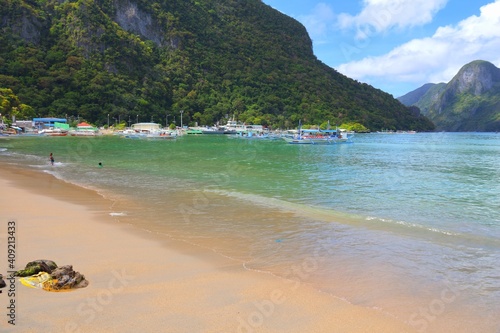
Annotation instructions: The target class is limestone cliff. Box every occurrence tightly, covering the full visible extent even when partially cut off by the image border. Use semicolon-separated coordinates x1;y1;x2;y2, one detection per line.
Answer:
399;60;500;131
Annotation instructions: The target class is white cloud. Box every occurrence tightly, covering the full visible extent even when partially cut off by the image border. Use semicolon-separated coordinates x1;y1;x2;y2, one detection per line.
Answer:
337;0;500;90
297;3;335;42
338;0;449;39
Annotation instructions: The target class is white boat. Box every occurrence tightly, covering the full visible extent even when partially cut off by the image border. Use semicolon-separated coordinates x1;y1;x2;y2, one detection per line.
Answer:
190;126;226;134
39;128;68;136
69;130;100;136
145;130;177;140
231;131;270;139
222;119;246;134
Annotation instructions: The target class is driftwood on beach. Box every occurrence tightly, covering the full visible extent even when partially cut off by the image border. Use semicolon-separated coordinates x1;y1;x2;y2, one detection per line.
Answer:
14;259;88;291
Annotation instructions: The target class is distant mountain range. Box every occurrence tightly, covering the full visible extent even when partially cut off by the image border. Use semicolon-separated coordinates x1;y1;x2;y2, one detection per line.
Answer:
398;60;500;131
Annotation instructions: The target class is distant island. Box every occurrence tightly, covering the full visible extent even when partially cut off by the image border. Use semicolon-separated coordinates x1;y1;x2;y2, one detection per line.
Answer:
398;60;500;131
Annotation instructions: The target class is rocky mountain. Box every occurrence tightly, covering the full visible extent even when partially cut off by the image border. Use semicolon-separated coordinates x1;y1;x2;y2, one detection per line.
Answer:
398;60;500;131
0;0;434;131
398;83;441;106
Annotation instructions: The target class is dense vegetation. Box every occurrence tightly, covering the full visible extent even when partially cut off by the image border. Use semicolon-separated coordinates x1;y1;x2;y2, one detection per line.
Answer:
399;60;500;131
0;0;434;131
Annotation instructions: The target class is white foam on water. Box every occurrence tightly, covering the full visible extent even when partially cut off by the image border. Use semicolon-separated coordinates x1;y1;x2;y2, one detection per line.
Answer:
110;212;127;216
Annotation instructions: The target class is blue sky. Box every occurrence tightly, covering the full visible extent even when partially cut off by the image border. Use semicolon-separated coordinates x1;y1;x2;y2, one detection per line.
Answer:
262;0;500;97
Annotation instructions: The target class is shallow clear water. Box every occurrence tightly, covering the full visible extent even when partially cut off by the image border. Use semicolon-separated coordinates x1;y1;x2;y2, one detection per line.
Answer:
1;132;499;332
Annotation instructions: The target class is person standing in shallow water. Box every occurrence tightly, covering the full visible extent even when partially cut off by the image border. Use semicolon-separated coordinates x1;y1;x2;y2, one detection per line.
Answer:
49;153;54;166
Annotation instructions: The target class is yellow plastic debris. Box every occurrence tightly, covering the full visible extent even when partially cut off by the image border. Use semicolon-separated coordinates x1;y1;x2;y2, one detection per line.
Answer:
19;272;52;289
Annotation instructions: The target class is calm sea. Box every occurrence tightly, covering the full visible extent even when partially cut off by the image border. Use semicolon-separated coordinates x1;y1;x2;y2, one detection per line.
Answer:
1;132;499;332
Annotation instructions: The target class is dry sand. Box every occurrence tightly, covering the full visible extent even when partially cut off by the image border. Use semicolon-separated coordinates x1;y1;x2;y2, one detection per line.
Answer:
0;164;418;332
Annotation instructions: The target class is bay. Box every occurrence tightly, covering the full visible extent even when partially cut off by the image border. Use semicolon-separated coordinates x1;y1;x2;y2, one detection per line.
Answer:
1;132;499;332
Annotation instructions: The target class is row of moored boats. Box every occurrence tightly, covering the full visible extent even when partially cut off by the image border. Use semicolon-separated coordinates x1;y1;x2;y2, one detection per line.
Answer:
2;120;354;144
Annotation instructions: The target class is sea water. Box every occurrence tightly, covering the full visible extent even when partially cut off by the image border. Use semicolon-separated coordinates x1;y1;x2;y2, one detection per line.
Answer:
1;132;499;332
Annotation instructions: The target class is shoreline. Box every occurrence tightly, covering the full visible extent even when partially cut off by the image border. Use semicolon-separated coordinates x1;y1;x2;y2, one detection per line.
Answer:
0;162;417;332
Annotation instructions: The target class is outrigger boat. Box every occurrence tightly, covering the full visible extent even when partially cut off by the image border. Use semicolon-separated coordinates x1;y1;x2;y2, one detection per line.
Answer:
39;128;68;136
283;121;352;144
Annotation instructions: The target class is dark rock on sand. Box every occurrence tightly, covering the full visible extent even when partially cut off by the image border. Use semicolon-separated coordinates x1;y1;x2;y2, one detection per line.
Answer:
14;259;58;277
16;259;89;291
49;265;89;290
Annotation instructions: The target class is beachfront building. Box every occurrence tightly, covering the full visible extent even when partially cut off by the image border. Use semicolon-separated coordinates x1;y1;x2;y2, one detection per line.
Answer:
131;122;161;133
12;120;34;132
33;117;67;130
68;122;100;136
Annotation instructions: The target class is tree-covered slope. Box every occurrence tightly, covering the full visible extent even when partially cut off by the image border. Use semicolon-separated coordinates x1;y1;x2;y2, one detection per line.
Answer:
400;60;500;131
398;83;444;107
0;0;434;131
405;83;447;115
429;60;500;131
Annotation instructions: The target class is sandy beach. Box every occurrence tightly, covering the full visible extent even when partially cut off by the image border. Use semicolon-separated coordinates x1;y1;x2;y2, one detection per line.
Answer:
0;163;418;333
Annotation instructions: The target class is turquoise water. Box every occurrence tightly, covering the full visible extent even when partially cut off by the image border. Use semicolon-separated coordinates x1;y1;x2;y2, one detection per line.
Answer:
1;132;499;332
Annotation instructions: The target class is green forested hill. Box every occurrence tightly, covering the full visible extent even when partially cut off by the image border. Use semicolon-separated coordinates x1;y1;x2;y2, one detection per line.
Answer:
398;60;500;131
0;0;434;131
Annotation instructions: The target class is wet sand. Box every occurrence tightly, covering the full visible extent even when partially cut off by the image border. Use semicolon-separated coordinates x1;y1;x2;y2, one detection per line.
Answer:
0;164;417;332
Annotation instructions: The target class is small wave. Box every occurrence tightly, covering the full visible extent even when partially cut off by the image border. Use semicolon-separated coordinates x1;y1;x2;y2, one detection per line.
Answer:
29;164;48;169
41;170;100;193
30;162;66;168
366;216;458;236
0;148;7;152
205;189;362;223
206;189;493;248
43;169;60;177
206;189;299;210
